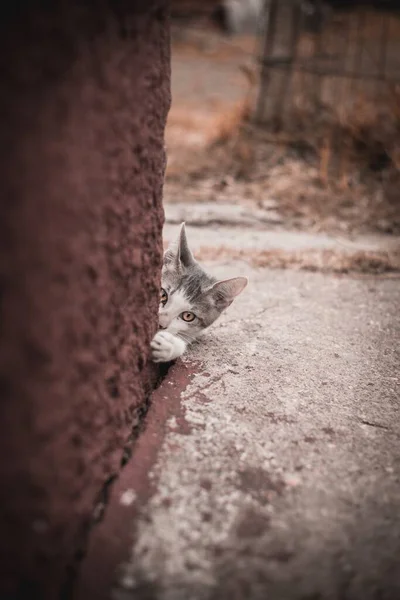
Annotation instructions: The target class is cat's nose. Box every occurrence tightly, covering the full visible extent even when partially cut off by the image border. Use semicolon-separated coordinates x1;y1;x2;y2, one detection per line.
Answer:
158;324;166;330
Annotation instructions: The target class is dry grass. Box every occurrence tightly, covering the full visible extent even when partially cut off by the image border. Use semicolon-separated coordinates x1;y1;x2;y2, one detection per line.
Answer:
339;93;400;174
165;76;400;232
165;113;400;235
195;246;400;276
212;99;252;144
255;87;400;184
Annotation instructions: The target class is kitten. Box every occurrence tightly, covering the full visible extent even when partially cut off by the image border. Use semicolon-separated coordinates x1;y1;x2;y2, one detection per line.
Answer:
151;223;248;363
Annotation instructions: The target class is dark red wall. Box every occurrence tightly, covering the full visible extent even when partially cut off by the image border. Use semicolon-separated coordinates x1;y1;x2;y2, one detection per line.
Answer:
0;1;170;598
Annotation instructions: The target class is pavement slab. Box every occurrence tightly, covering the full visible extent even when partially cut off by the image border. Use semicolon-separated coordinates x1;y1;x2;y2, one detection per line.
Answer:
111;259;400;600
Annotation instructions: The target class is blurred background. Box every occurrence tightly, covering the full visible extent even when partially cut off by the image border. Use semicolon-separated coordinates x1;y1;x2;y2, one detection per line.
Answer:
165;0;400;242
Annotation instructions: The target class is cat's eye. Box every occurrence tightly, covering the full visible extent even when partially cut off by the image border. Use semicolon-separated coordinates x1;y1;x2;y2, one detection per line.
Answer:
181;311;196;322
160;288;168;305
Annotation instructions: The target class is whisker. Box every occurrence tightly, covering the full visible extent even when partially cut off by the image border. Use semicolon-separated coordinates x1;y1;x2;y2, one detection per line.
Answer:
177;332;195;344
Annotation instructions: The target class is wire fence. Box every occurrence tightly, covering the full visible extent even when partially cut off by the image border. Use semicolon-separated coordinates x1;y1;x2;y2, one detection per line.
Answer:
255;1;400;180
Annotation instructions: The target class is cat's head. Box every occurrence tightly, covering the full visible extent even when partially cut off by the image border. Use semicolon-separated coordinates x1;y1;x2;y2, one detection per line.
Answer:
158;223;248;342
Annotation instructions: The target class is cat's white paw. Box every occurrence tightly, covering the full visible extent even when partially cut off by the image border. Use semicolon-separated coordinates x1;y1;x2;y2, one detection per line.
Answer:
151;331;187;363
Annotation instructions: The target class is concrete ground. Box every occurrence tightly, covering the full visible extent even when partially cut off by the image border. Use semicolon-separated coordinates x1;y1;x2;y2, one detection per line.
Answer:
108;221;400;600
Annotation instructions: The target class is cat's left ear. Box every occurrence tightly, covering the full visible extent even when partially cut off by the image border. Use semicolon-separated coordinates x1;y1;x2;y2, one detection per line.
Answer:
164;222;195;269
177;222;195;268
209;276;248;309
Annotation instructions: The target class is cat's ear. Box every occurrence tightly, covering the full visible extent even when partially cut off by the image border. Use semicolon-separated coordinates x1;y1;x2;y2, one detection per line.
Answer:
163;223;195;269
209;276;248;309
177;222;195;268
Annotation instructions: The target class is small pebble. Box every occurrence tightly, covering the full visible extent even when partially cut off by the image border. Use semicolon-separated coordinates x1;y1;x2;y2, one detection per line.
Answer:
120;489;137;507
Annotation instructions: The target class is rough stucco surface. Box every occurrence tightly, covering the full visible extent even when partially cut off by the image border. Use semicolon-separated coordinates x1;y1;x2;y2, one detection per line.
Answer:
0;1;170;598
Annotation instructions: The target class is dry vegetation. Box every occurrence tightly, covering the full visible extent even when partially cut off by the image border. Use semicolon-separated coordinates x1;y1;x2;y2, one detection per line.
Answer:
165;110;400;235
167;90;400;235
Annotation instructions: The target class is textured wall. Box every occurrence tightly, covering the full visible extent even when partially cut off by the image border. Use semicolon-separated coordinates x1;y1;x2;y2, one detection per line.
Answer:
0;1;170;598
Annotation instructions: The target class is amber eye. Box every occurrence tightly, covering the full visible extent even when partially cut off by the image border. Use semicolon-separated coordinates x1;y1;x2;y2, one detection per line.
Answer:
160;288;168;305
181;311;196;322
